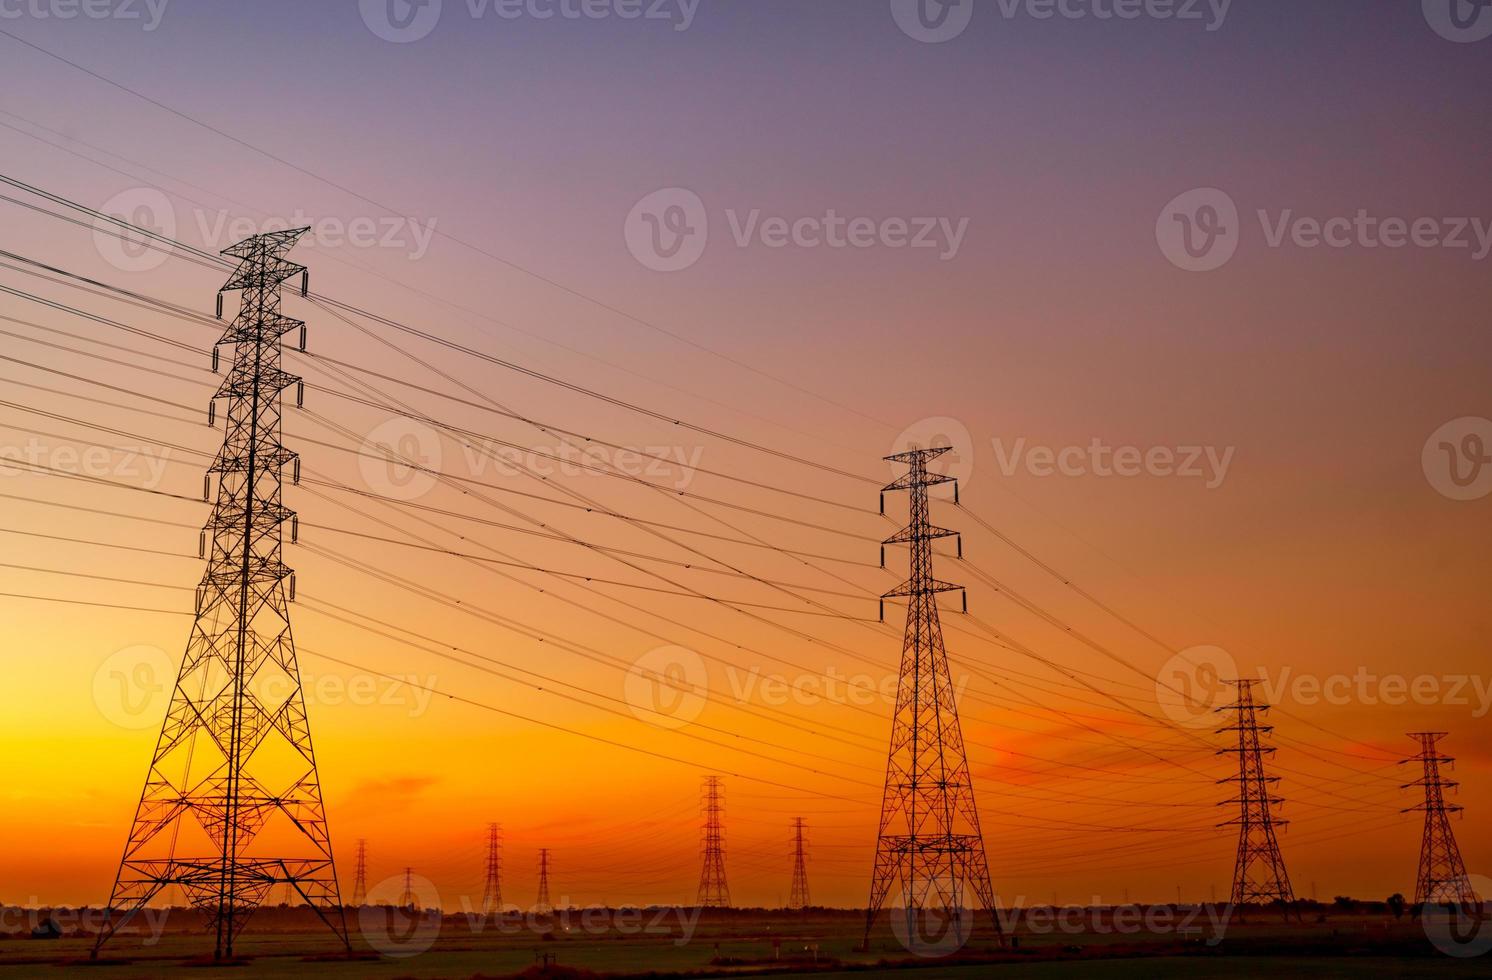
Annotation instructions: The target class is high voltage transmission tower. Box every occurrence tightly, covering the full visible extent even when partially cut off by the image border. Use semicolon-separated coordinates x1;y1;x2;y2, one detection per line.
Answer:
351;840;368;906
482;823;503;916
536;849;553;914
864;447;999;950
1217;679;1296;917
92;230;345;961
1402;732;1479;908
697;775;731;908
399;868;417;910
789;817;811;910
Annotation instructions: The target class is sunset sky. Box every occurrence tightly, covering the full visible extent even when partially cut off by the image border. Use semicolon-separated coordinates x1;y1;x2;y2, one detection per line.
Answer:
1;0;1489;914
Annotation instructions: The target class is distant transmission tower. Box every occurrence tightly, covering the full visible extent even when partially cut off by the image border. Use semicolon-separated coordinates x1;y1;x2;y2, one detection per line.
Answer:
481;823;503;916
92;230;345;961
864;447;999;949
789;818;811;910
536;849;553;913
351;840;368;906
1403;732;1479;908
697;776;731;908
1217;679;1296;916
399;868;417;910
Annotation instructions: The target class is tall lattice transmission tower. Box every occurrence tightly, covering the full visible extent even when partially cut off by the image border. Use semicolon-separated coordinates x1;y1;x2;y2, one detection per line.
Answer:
481;823;503;916
350;839;368;906
789;817;811;910
864;447;998;950
92;230;345;961
1403;732;1479;908
398;868;418;910
697;775;731;908
1217;679;1295;916
535;849;553;914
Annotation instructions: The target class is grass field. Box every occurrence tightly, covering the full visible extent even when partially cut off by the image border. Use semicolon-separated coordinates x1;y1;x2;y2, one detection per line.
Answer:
1;907;1486;978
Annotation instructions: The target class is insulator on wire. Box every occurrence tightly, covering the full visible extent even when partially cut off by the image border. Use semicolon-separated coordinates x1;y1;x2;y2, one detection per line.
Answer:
203;475;211;501
962;589;968;613
878;599;884;623
215;293;223;319
879;493;885;516
954;481;960;505
296;381;304;408
301;271;309;297
211;347;220;373
291;515;299;544
880;546;885;569
956;535;963;559
288;573;297;602
299;325;307;351
195;586;204;613
293;457;301;485
207;402;216;427
199;531;206;558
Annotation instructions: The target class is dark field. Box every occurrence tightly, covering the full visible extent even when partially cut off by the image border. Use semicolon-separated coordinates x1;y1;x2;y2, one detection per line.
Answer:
1;906;1487;979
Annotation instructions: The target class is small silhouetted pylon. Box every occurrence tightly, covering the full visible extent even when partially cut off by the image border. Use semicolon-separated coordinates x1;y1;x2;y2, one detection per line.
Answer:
789;818;811;910
865;447;999;950
399;868;417;910
536;849;553;914
1217;679;1295;917
350;840;368;906
482;823;503;916
1402;733;1480;908
697;776;731;908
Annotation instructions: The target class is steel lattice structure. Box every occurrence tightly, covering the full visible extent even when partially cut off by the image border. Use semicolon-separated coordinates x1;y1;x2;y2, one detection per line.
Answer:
351;839;368;906
536;849;553;913
697;775;732;907
789;817;811;910
399;867;418;909
864;447;999;949
482;822;503;916
92;230;345;960
1217;679;1296;916
1402;732;1479;908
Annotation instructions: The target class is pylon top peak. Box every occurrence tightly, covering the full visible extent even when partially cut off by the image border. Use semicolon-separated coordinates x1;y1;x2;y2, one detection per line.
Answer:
885;445;952;464
221;226;311;258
